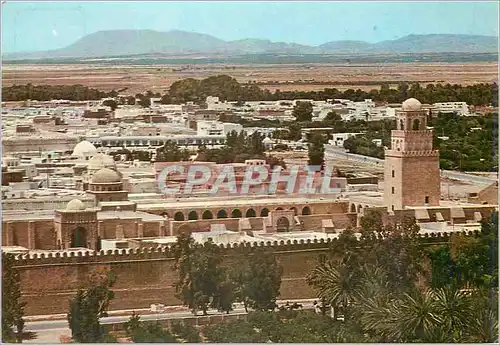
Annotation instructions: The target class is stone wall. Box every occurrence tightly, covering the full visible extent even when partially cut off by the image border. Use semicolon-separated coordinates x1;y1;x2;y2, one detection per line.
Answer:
13;232;481;316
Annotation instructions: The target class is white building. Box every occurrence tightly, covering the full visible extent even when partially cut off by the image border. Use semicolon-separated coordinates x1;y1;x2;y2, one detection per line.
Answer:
196;121;243;137
432;102;469;116
328;133;364;147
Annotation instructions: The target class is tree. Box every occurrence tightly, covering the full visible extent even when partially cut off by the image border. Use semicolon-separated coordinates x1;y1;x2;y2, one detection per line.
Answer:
136;94;151;108
292;101;313;122
2;253;25;343
124;314;178;343
67;271;116;343
155;140;189;162
307;257;364;319
172;233;226;315
102;99;118;111
232;249;283;312
308;133;326;167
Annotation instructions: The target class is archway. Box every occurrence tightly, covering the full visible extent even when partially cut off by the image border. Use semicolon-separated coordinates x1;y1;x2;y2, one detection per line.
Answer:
276;207;284;211
217;209;228;218
357;205;363;213
245;208;256;218
188;211;198;220
202;210;213;219
400;119;405;130
302;206;311;215
71;227;87;248
260;208;269;217
290;207;298;216
161;212;169;218
174;212;185;221
350;204;356;213
232;209;242;218
412;119;420;130
276;217;290;232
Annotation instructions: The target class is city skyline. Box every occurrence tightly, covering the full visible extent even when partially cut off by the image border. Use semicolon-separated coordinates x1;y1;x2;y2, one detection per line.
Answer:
2;1;499;53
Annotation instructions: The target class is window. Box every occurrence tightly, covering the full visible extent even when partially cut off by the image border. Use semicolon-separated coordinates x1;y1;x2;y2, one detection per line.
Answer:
392;187;395;194
392;205;395;211
425;196;429;204
392;170;395;178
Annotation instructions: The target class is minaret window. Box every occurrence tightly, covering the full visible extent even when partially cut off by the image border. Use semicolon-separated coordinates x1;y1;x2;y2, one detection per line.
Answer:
412;119;420;130
392;170;395;178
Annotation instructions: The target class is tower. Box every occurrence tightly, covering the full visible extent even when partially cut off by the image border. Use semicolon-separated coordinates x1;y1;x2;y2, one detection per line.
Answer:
384;98;440;210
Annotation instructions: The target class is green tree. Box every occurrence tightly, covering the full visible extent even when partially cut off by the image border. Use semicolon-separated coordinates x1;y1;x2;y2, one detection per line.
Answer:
172;233;225;315
2;254;25;343
170;321;202;343
232;249;283;312
155;140;189;162
124;314;178;343
292;101;313;122
102;99;118;111
67;271;116;343
308;133;326;166
307;257;364;319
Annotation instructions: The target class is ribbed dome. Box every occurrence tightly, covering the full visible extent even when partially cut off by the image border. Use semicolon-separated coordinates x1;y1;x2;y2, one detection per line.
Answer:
66;199;86;211
91;168;121;184
72;141;97;157
88;153;116;171
402;98;422;111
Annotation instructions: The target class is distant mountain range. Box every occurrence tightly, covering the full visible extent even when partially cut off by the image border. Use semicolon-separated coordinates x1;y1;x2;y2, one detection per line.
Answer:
4;30;499;60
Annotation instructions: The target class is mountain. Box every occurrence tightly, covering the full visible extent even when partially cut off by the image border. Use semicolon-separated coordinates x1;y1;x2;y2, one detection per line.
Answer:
318;40;373;54
369;34;499;54
3;30;498;60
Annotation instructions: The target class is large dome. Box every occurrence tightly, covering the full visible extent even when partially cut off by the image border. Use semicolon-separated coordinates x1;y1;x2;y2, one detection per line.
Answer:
402;98;422;111
88;153;116;171
66;199;86;211
72;141;97;157
91;168;121;184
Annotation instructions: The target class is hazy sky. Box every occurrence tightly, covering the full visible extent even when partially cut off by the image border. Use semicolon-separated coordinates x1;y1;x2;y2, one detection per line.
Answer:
2;1;499;53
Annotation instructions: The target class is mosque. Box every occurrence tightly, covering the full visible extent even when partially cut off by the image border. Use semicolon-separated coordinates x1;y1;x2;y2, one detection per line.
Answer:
2;99;497;252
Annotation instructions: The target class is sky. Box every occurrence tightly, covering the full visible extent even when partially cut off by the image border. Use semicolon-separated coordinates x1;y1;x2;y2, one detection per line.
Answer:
2;1;499;53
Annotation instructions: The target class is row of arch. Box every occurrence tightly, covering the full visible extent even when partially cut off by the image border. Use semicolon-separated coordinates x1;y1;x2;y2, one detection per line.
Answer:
350;204;365;213
168;206;312;221
399;118;424;131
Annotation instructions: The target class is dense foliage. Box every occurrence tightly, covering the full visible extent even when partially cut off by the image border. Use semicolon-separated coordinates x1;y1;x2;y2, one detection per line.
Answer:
430;112;498;171
3;84;117;101
341;113;498;171
155;75;497;106
200;212;498;343
172;233;283;316
2;253;26;343
124;314;178;343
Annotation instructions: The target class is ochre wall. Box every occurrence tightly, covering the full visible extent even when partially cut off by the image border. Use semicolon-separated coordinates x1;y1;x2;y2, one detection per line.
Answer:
15;243;330;315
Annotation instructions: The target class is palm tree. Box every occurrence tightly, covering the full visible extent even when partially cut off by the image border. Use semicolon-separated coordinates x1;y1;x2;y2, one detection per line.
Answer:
465;287;499;342
433;286;472;342
466;308;499;343
392;289;441;342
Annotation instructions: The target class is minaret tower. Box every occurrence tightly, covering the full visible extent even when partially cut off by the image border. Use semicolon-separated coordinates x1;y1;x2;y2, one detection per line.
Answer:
384;98;440;210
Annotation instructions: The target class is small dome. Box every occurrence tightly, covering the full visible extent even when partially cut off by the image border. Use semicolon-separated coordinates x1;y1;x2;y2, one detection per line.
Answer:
72;141;97;157
66;199;86;211
402;98;422;111
88;153;116;171
91;168;121;184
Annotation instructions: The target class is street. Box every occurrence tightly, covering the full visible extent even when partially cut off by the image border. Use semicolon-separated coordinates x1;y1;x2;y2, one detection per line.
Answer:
23;299;316;343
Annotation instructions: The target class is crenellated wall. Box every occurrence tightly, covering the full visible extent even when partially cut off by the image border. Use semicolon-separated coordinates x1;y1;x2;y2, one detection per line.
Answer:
12;231;482;316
